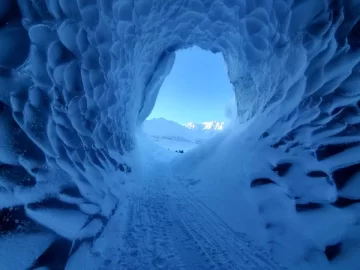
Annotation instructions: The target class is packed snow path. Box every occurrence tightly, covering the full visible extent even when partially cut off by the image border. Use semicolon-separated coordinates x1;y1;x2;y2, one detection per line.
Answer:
98;164;284;270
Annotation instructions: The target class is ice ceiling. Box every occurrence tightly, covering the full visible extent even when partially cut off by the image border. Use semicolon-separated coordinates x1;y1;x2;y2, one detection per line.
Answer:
1;0;360;269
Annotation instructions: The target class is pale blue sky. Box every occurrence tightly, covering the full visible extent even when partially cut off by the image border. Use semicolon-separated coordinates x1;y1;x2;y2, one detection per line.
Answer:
148;47;234;124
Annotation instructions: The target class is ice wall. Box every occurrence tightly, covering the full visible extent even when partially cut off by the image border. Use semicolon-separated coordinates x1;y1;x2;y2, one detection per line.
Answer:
0;0;360;268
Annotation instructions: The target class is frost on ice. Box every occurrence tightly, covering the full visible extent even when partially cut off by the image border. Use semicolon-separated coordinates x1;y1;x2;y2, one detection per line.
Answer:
0;0;360;269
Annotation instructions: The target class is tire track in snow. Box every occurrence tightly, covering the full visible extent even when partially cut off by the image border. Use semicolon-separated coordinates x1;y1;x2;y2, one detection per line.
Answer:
113;177;184;270
171;186;283;270
107;168;286;270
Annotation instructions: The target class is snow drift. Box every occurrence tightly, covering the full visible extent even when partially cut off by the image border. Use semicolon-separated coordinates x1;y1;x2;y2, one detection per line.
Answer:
0;0;360;269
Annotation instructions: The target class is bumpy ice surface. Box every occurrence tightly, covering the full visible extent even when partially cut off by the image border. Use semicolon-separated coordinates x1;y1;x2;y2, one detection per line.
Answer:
1;0;360;269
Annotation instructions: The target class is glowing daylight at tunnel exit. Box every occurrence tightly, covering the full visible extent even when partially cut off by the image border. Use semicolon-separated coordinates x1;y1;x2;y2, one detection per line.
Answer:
1;0;360;269
142;47;234;152
147;47;234;123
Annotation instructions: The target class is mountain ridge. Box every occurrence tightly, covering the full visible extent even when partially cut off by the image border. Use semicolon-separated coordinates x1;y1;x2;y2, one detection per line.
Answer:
143;118;224;151
143;118;225;139
183;121;224;132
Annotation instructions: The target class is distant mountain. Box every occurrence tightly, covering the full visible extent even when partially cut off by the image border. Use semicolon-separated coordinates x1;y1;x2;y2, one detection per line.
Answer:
183;121;224;132
142;118;225;152
142;118;196;140
143;118;224;140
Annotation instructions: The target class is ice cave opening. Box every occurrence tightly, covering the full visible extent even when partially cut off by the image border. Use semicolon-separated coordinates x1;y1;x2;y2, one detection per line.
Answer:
1;0;360;269
142;46;234;153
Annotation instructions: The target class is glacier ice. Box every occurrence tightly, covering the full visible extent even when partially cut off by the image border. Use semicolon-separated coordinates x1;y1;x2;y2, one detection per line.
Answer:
0;0;360;269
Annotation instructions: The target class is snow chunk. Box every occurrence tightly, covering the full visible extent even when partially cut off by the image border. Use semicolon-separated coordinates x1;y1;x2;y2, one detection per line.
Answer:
25;208;89;240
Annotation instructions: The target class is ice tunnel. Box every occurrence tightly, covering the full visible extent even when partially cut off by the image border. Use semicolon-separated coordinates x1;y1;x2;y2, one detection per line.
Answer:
1;0;360;269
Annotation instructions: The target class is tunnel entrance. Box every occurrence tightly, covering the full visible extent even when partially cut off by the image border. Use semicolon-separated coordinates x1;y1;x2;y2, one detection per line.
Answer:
143;47;234;153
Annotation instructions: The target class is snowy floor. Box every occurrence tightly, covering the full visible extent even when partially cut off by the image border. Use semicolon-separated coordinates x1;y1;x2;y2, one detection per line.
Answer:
69;154;285;270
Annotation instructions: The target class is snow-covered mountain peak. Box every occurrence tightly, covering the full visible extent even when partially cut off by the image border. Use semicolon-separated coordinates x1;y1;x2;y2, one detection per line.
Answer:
202;121;224;131
183;121;224;131
183;122;196;129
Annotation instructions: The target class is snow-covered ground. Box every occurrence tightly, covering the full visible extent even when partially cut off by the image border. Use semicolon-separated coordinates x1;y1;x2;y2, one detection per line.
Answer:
65;137;284;269
1;0;360;269
148;135;200;152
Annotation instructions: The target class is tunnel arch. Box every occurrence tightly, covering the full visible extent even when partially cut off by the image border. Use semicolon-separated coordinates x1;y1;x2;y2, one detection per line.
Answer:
0;0;360;269
130;0;294;127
